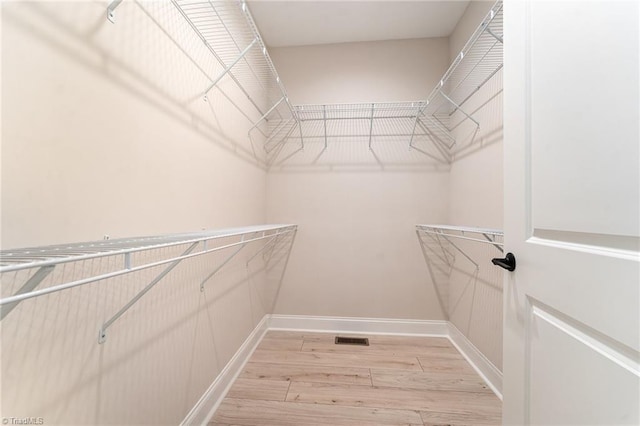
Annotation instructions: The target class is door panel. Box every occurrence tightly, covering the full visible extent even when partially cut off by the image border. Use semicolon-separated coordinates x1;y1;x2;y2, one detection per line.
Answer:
530;1;640;238
529;302;639;425
503;1;640;424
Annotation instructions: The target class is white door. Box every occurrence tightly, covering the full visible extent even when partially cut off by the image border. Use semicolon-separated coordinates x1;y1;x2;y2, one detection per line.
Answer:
502;1;639;424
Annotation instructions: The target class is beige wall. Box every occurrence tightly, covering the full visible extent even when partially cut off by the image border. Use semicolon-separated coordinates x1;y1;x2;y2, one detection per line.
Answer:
1;2;276;424
446;1;504;370
270;37;449;104
268;171;449;319
1;1;267;250
266;38;451;320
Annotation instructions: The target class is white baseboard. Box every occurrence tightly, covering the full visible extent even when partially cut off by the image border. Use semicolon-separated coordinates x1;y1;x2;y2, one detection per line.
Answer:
447;322;503;400
180;315;270;426
187;315;502;425
269;314;449;336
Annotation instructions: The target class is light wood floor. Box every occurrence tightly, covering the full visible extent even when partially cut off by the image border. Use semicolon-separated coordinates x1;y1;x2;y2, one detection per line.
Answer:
210;331;501;426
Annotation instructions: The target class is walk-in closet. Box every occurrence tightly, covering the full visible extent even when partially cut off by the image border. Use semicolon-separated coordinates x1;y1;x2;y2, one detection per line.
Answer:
1;1;638;425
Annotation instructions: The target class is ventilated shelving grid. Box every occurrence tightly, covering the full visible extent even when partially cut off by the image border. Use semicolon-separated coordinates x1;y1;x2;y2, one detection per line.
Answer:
274;1;503;168
273;101;451;167
421;1;503;149
168;0;300;166
105;0;502;169
0;224;297;342
416;225;503;319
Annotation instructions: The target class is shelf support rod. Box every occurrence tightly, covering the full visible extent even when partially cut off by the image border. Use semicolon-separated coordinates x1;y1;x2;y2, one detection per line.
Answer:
0;265;55;321
246;233;279;266
416;118;453;163
107;0;123;23
408;114;420;149
264;117;294;153
416;231;450;320
418;232;454;266
417;232;446;267
449;64;503;121
438;91;479;127
266;119;298;164
419;114;456;148
440;235;479;269
98;242;199;343
262;229;297;313
249;96;286;135
482;233;504;253
323;105;328;150
485;27;503;43
297;118;305;151
203;38;258;98
368;103;375;150
274;229;297;290
200;234;250;292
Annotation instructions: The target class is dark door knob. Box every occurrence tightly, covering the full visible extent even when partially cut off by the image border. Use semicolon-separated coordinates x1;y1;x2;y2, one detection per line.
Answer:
492;252;516;271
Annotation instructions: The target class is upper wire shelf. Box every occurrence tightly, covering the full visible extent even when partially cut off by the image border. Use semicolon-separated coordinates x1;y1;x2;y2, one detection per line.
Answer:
273;1;503;168
288;102;450;165
106;0;501;169
169;0;299;165
421;1;503;143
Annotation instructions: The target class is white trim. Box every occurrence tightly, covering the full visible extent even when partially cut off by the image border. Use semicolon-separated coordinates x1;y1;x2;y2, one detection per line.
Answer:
447;322;503;399
269;314;449;336
186;315;503;425
180;315;270;426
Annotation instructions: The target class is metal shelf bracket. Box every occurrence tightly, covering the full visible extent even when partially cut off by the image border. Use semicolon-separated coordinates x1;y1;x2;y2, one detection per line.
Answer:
98;242;199;344
199;234;250;292
0;265;55;321
107;0;123;23
203;38;258;98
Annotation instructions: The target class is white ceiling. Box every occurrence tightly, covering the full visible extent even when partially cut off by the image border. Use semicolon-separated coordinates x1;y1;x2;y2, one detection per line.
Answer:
248;1;470;48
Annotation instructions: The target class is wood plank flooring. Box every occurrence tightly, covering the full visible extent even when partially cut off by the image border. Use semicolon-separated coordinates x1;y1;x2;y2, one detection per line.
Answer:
210;331;501;426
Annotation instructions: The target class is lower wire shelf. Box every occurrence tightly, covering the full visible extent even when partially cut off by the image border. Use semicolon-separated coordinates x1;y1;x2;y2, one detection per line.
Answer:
416;224;504;320
0;224;298;343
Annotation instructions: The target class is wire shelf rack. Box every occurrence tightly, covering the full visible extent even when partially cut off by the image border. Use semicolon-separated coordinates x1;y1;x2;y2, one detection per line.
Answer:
416;224;503;319
269;1;503;168
104;0;501;169
0;224;298;342
421;1;503;143
296;102;449;162
416;225;503;250
262;101;453;170
169;0;299;165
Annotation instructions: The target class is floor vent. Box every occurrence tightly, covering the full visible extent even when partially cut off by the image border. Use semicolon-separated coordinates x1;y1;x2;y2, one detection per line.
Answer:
335;336;369;346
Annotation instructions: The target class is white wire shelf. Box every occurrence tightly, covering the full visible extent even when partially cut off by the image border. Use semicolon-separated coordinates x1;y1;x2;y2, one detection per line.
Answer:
416;224;503;245
105;0;501;168
290;102;450;165
270;1;503;168
416;224;503;274
0;224;298;342
416;224;503;269
421;1;503;142
416;224;503;320
0;224;294;273
168;0;299;165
